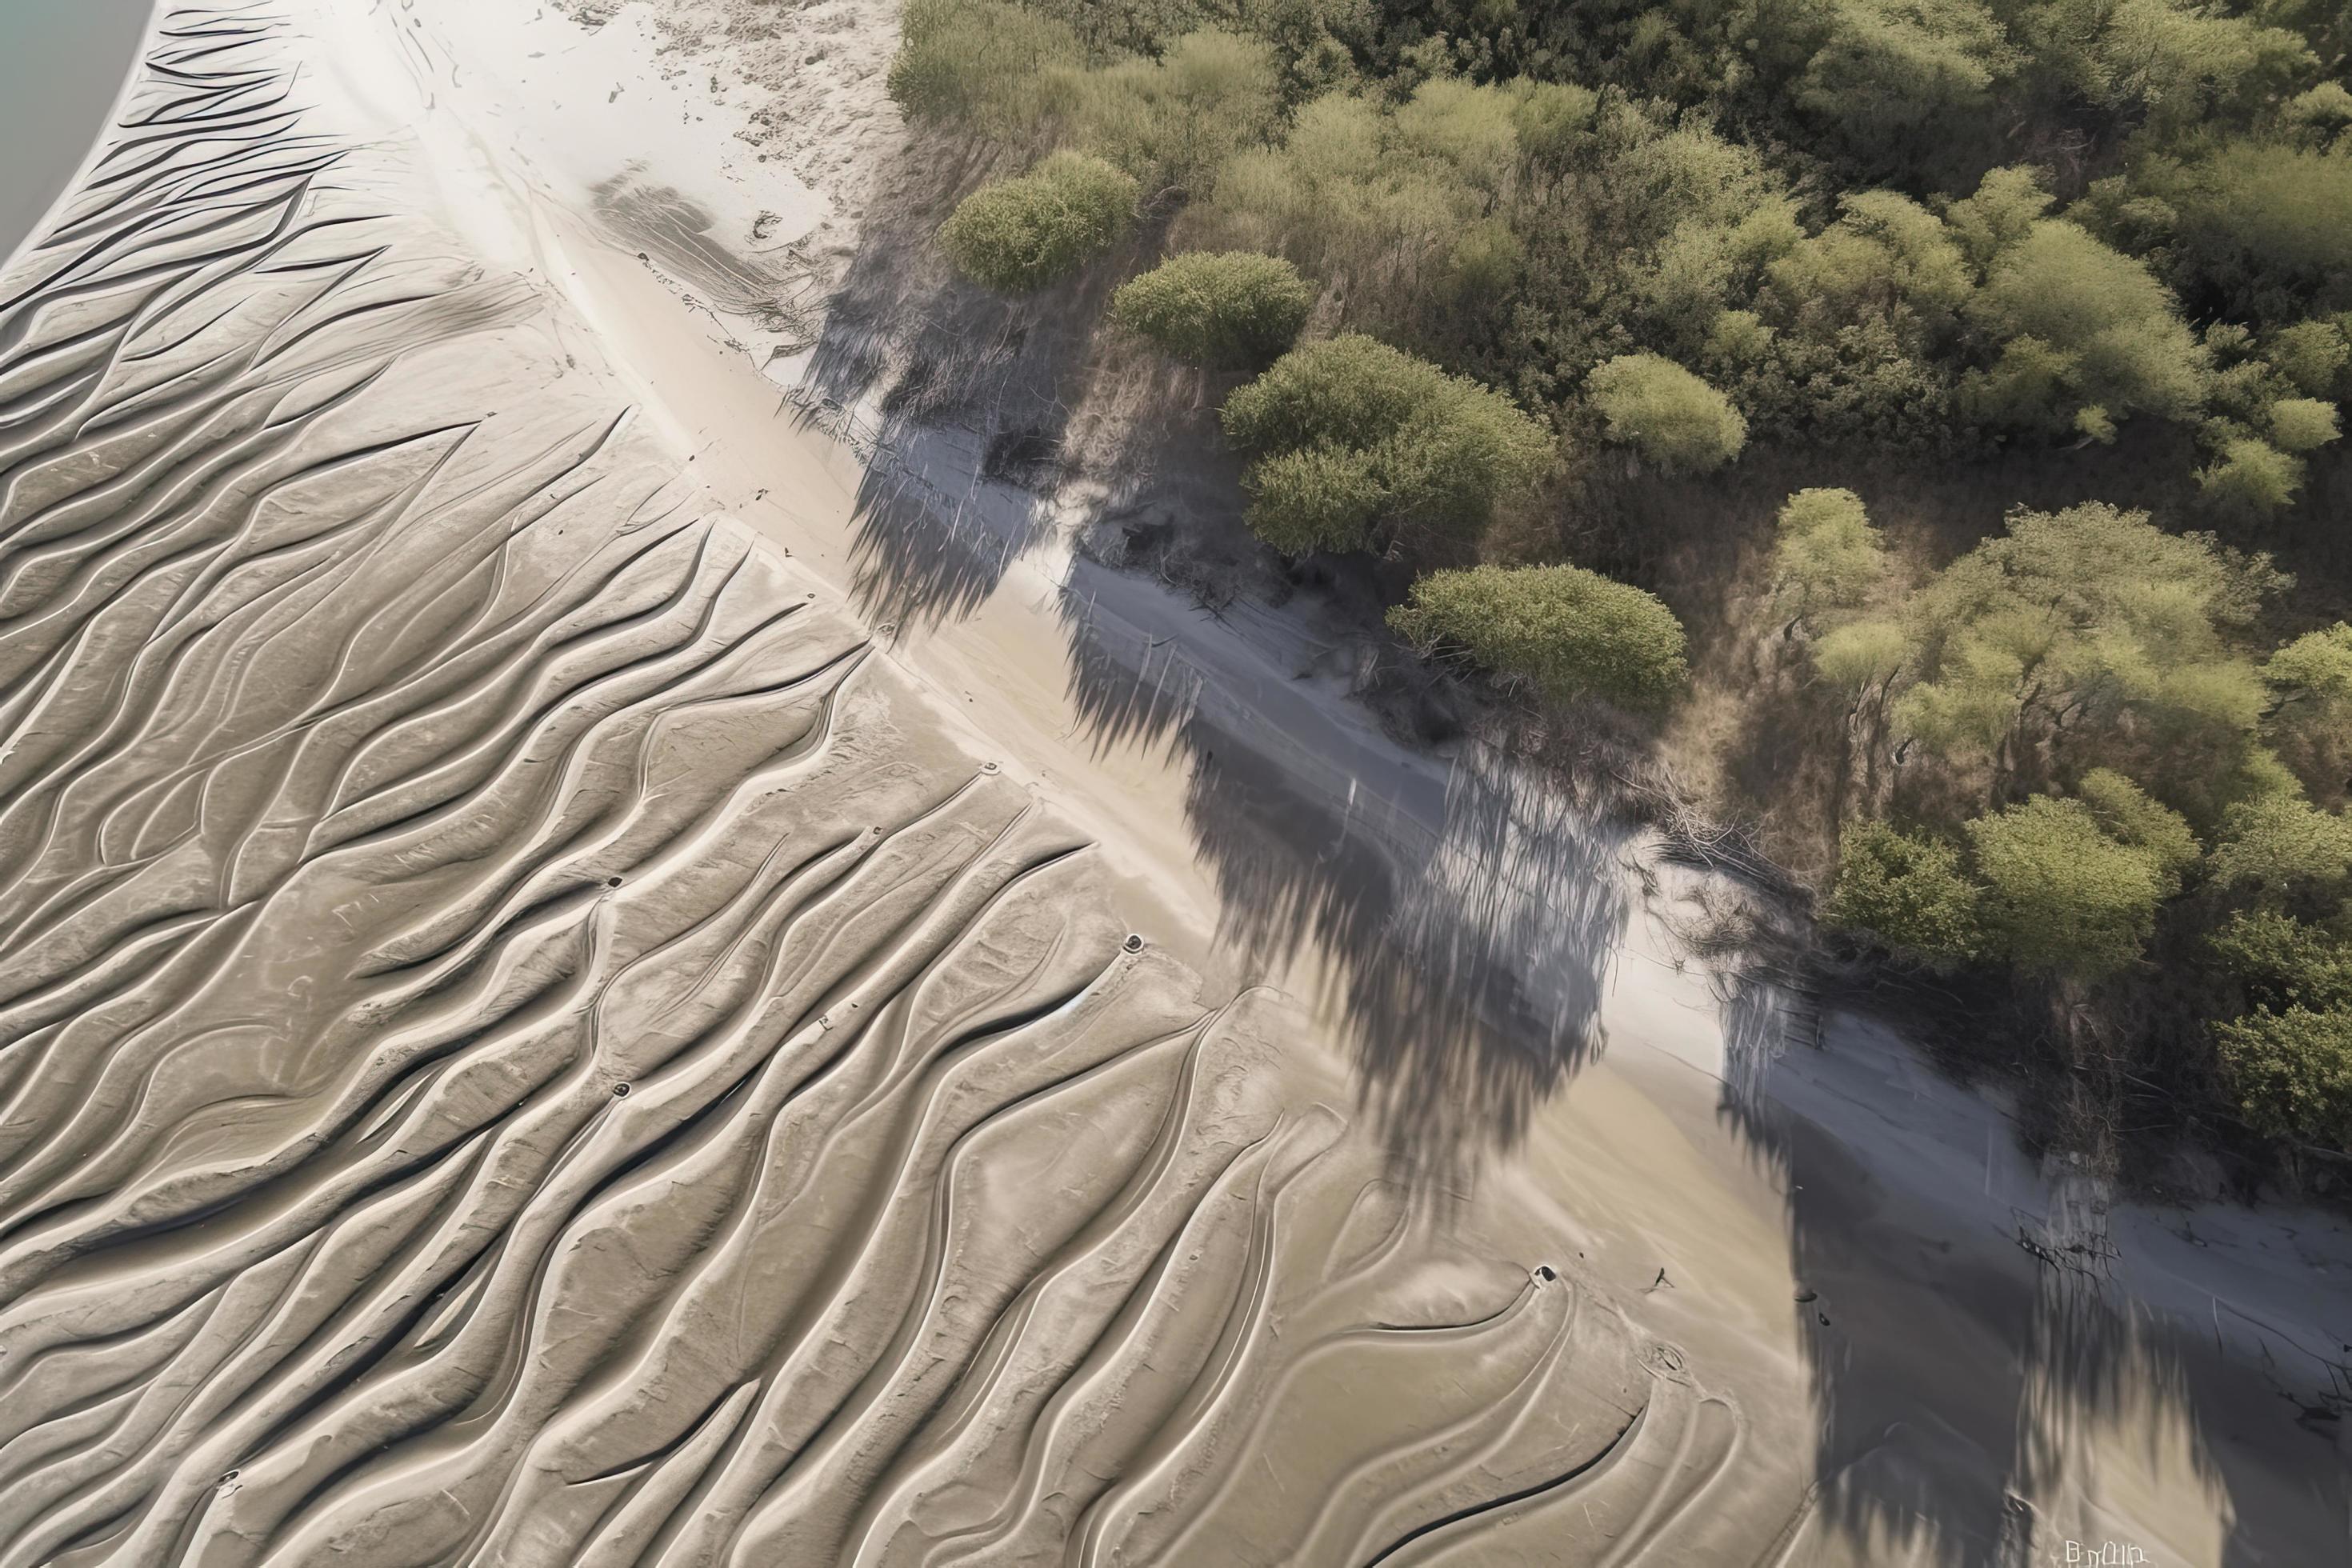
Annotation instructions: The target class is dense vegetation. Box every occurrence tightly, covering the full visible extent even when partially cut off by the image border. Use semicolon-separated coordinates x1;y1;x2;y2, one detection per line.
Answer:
890;0;2352;1178
1109;250;1315;367
936;151;1138;290
1390;564;1690;710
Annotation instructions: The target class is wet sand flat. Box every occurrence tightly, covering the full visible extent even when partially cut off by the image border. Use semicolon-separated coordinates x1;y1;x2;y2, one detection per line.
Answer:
0;2;2344;1566
0;6;1731;1563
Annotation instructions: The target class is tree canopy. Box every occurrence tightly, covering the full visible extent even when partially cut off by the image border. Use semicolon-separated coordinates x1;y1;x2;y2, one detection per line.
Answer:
1220;334;1554;553
1583;354;1748;474
1110;250;1315;368
1388;563;1689;710
938;153;1140;292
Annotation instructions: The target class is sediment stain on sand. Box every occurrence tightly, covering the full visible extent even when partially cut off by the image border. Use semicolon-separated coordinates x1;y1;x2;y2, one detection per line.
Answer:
0;6;1736;1563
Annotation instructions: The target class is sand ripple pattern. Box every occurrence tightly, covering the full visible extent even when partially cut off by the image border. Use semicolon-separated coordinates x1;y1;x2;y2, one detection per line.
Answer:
0;9;1737;1564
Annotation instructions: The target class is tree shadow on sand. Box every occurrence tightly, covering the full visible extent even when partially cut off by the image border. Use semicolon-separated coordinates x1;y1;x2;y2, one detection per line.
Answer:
1056;584;1628;1166
788;135;1144;634
1706;968;2351;1566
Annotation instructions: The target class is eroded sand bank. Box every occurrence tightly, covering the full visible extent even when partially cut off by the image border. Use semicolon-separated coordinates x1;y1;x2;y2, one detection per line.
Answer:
0;2;2344;1566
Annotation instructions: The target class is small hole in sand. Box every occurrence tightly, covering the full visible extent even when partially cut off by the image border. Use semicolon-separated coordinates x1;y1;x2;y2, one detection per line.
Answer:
606;876;622;888
611;1082;631;1098
1122;934;1145;954
220;1470;238;1485
1535;1265;1557;1282
982;761;999;774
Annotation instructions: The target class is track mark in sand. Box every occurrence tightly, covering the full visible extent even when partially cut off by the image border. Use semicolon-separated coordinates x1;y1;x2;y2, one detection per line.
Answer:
0;6;1740;1564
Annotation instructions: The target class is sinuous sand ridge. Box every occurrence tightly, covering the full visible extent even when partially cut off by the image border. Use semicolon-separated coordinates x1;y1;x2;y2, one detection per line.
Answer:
0;9;1737;1564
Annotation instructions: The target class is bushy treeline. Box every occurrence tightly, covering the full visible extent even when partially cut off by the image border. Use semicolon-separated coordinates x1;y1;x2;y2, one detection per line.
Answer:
886;0;2352;1166
1796;495;2352;1155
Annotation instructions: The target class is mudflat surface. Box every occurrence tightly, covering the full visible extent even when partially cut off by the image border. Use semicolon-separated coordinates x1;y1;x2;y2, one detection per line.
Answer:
0;3;2344;1566
0;7;1726;1563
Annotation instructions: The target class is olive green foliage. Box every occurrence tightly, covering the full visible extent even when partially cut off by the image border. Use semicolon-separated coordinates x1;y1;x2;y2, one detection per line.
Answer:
2197;436;2303;518
1018;0;1371;70
2150;145;2352;321
2214;1007;2352;1150
1966;221;2209;436
938;153;1139;292
2264;319;2350;398
1220;334;1553;553
2266;623;2352;702
892;0;2352;1159
1830;770;2199;978
1814;618;1910;692
1185;78;1548;335
2208;793;2352;897
2262;626;2352;808
2209;898;2352;1150
1796;0;2018;148
890;0;1084;141
1110;250;1314;367
1823;822;1985;962
2021;0;2313;134
1387;563;1689;709
1942;165;2054;269
2266;397;2339;453
2211;910;2352;1012
1888;503;2277;803
1966;794;2172;978
2076;767;2199;893
1770;487;1889;628
1059;30;1285;195
1584;354;1748;473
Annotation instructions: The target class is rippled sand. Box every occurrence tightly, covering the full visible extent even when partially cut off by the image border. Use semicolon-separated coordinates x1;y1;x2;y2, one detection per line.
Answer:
0;9;1735;1563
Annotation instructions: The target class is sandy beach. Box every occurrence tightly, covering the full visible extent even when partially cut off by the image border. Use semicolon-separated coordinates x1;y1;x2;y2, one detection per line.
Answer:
0;2;2343;1564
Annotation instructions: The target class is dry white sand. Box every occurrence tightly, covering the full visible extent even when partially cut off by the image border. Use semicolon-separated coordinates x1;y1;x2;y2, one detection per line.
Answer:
0;2;2343;1565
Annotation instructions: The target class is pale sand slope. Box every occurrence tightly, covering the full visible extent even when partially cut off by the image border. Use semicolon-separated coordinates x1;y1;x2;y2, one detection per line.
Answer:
396;2;2352;1565
0;6;1739;1567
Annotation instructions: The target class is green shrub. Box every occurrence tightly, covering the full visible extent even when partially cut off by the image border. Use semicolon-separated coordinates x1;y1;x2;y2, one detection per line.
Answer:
2266;623;2352;702
1966;795;2169;978
1063;30;1282;195
1109;251;1314;368
1812;618;1910;690
937;153;1139;293
2197;436;2303;518
2263;319;2349;398
2075;768;2199;895
1387;563;1689;710
2210;910;2352;1013
1583;354;1748;474
1770;487;1888;626
2208;793;2352;897
1220;334;1553;554
2214;1006;2352;1150
1823;822;1985;963
2267;396;2341;452
1968;220;2210;434
1888;502;2273;783
889;0;1082;140
2158;145;2352;320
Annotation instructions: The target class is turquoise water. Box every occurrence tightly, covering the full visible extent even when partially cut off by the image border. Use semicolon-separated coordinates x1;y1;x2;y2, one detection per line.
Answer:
0;1;152;259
